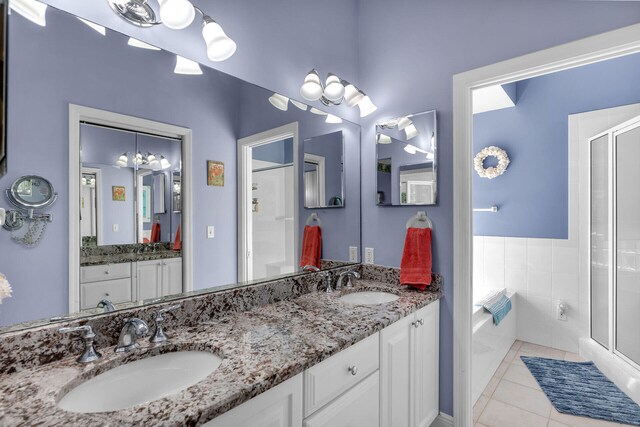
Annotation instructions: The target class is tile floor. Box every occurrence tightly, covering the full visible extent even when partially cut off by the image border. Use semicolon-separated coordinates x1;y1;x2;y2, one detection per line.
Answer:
473;340;634;427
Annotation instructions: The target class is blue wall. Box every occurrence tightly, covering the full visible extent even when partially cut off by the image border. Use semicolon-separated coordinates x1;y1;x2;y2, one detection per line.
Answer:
473;52;640;238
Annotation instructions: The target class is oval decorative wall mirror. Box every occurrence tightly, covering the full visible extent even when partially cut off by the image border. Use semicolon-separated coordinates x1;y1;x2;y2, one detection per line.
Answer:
6;175;58;209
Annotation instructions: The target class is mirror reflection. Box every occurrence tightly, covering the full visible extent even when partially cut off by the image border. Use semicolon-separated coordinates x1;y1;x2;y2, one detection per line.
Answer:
0;4;361;331
376;110;437;206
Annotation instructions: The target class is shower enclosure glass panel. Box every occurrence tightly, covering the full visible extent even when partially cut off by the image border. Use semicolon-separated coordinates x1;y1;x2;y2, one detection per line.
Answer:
615;124;640;366
591;134;609;349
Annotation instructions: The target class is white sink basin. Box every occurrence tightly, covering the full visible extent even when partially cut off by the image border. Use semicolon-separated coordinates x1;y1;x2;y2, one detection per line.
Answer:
58;351;223;413
339;291;399;305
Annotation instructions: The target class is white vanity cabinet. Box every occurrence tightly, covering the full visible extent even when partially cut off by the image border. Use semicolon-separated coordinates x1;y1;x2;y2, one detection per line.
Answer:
380;300;440;427
136;258;182;300
79;263;133;310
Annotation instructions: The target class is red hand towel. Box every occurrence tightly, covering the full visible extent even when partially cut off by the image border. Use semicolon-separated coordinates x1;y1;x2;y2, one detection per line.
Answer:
400;227;433;290
173;224;181;251
300;225;322;268
150;222;161;243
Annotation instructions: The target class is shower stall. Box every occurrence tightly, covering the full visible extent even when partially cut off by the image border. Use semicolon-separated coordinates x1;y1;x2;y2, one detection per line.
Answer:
590;115;640;372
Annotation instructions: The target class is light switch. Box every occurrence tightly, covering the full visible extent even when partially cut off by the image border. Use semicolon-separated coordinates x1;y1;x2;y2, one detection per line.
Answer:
112;224;119;232
207;226;215;239
365;247;374;264
349;246;358;262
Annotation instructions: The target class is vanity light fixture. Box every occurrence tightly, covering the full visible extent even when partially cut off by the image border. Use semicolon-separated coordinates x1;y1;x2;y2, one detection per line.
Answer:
116;153;129;167
299;69;376;117
77;17;106;36
396;116;412;131
325;114;342;124
127;37;161;50
404;123;419;140
160;156;171;169
174;55;203;75
376;134;392;144
290;99;308;111
107;0;236;62
309;107;328;116
426;152;435;160
10;0;48;27
117;152;170;169
268;93;289;111
404;144;417;155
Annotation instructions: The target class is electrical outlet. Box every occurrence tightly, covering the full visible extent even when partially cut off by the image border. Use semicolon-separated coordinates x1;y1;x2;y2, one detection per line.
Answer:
364;247;374;264
349;246;358;262
207;226;215;239
112;224;119;232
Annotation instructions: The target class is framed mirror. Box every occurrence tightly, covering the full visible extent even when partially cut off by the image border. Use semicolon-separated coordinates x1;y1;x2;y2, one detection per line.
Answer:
6;175;57;209
303;131;344;208
375;110;437;206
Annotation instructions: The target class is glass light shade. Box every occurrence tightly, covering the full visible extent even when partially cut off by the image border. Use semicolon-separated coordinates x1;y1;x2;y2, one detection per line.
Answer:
325;114;342;124
426;152;435;160
110;0;130;5
300;70;323;101
128;37;161;51
290;99;308;111
310;107;327;116
268;93;289;111
116;160;128;167
202;20;237;62
358;95;377;118
158;0;195;30
404;144;417;155
147;153;157;164
323;74;345;102
160;157;171;169
396;116;412;131
118;154;128;163
174;55;203;75
376;134;392;144
77;17;106;36
404;123;419;140
10;0;48;27
343;84;364;107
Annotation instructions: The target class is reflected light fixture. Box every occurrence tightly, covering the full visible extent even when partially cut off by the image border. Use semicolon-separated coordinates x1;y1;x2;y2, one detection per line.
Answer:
299;69;375;116
118;152;171;169
376;134;392;144
426;152;435;160
404;123;419;140
290;99;308;111
174;55;203;75
269;93;289;111
116;153;128;167
127;37;161;50
107;0;236;62
396;116;412;131
10;0;48;27
404;144;417;155
160;156;171;169
77;17;106;35
310;107;328;116
325;114;342;124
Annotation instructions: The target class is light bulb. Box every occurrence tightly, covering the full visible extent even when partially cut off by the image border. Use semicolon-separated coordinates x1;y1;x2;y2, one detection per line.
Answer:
404;144;417;154
358;95;377;118
127;37;161;51
268;93;289;111
310;107;327;116
300;69;323;101
158;0;195;30
323;74;344;102
325;114;342;124
77;17;106;36
10;0;48;27
397;116;412;131
404;123;419;140
160;157;171;169
174;55;202;75
290;99;308;111
202;18;237;62
343;83;364;107
376;134;392;144
118;153;128;164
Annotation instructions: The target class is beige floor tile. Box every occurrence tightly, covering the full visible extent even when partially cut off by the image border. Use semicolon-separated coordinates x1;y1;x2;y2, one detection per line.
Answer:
547;421;570;427
492;379;552;417
475;424;490;427
513;350;528;366
474;394;490;421
563;352;586;362
503;348;518;363
494;360;510;379
482;375;501;397
510;340;524;351
520;342;566;359
549;406;631;427
478;399;548;427
502;363;542;390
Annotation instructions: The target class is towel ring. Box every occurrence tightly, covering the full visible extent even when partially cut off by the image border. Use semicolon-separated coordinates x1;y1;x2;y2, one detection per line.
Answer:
306;213;322;227
406;211;432;229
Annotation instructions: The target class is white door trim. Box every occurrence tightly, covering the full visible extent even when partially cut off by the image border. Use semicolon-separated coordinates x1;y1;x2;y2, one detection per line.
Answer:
452;23;640;426
69;104;193;313
303;152;326;208
237;122;299;282
136;169;153;243
81;166;102;246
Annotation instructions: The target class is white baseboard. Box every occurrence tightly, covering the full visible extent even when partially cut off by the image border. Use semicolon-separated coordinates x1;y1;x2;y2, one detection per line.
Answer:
430;412;454;427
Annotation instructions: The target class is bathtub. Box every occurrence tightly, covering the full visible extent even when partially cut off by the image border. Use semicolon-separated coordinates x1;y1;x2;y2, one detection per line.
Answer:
472;289;516;404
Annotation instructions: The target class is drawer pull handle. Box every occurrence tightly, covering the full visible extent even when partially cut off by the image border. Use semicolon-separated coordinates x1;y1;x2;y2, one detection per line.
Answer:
348;365;358;376
412;321;420;328
419;318;425;325
104;271;110;275
104;292;110;296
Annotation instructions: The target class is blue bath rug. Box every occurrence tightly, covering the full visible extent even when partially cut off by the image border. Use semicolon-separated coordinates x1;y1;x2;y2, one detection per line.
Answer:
521;356;640;426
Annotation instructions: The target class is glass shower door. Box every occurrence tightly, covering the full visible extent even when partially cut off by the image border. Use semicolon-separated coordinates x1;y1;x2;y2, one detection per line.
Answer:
615;123;640;366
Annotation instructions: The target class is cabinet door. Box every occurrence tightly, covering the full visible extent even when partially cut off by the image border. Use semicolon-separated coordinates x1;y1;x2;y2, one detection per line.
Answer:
380;313;413;427
413;301;440;427
136;261;162;301
203;373;302;427
80;278;132;310
161;258;182;296
303;371;379;427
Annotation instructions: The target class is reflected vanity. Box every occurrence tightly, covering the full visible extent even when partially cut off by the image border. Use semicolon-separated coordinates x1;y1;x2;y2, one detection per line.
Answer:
375;110;438;206
0;4;361;331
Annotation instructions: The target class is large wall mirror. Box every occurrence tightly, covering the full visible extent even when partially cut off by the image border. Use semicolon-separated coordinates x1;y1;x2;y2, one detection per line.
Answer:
0;3;361;331
375;110;437;206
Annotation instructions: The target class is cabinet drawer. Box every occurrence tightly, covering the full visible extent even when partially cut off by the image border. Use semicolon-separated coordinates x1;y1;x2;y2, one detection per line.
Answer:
81;263;131;283
304;333;379;417
80;278;132;309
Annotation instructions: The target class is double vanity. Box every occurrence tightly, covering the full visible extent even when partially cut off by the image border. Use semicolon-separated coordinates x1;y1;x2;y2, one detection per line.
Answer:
0;265;441;426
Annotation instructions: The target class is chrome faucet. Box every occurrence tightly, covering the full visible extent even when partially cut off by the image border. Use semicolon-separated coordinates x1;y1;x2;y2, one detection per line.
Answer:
337;270;360;290
150;304;180;343
97;299;116;313
321;271;333;294
115;318;149;353
59;325;102;363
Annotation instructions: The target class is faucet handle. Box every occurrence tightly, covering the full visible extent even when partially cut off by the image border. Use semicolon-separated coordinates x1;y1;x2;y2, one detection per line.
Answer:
322;271;333;294
150;304;180;343
59;325;102;363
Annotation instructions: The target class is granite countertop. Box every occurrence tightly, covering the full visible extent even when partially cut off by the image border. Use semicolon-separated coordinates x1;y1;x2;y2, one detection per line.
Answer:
0;279;440;426
80;250;182;267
